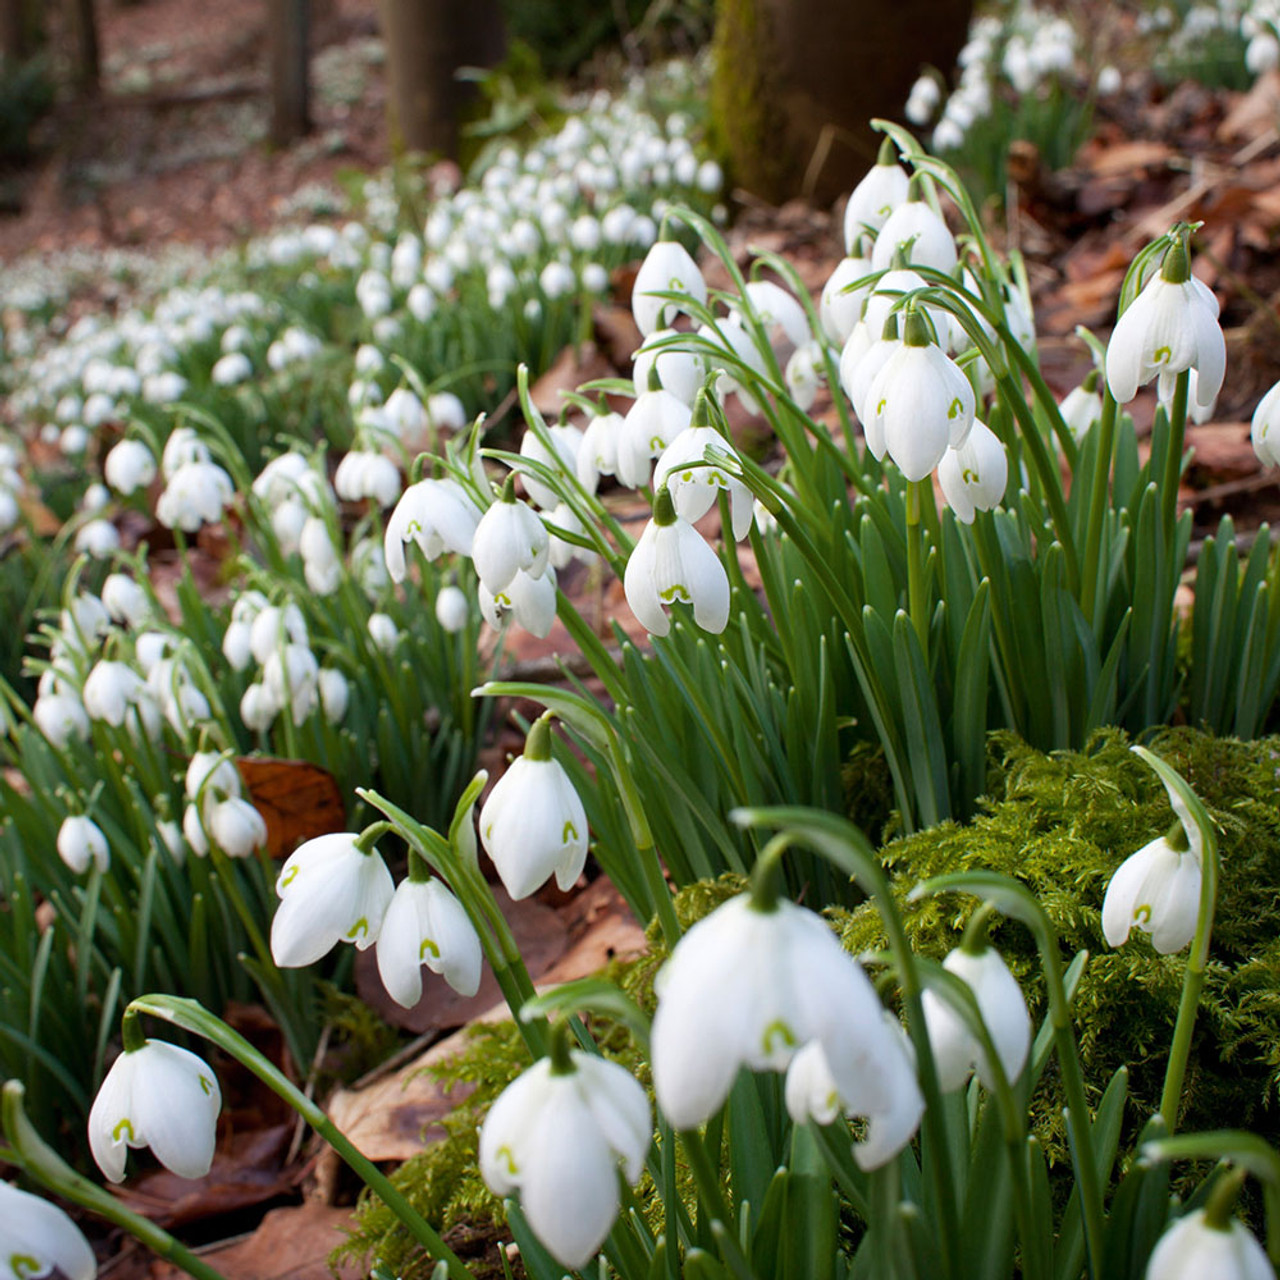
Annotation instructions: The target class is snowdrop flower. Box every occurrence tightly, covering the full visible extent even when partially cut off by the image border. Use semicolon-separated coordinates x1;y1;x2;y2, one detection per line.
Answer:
384;478;483;581
624;486;730;637
1105;233;1224;408
74;518;120;559
904;75;941;124
938;418;1008;523
479;716;588;900
57;814;110;874
156;460;234;532
1059;372;1103;441
922;944;1031;1091
161;426;211;479
820;254;873;346
334;450;401;508
248;602;309;666
1145;1208;1274;1280
299;517;342;596
271;830;395;967
368;612;400;652
376;875;482;1007
633;328;702;405
866;307;975;479
222;590;268;671
738;280;811;350
650;886;923;1165
786;341;825;412
143;371;188;404
262;643;320;725
577;408;625;492
480;1036;650;1269
845;143;910;247
209;796;268;858
211;350;252;386
871;199;958;275
1103;755;1205;954
784;1014;924;1170
240;682;278;733
654;420;754;540
104;438;157;495
632;237;706;336
617;383;693;488
1097;65;1123;96
480;563;558;637
0;1181;96;1280
435;584;470;633
33;693;90;748
318;667;349;724
1158;366;1217;425
83;661;160;736
696;315;768;415
472;484;549;595
102;573;151;628
89;1036;222;1182
519;422;583;510
1253;380;1280;467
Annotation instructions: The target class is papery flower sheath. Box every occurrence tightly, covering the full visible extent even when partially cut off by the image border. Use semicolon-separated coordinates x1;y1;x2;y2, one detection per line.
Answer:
89;1039;222;1183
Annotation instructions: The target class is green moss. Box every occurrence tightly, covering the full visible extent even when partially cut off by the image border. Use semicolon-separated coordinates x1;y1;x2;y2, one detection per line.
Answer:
830;727;1280;1164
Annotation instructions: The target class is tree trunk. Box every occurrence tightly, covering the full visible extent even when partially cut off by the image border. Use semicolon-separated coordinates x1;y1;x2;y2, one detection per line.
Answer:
711;0;973;206
64;0;99;95
268;0;310;145
376;0;506;157
0;0;27;62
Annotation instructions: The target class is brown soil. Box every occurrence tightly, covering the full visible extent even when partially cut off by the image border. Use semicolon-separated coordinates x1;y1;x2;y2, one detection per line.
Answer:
0;0;390;260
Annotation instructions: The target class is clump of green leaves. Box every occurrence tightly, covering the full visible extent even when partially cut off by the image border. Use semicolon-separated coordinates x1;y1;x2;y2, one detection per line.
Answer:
830;726;1280;1162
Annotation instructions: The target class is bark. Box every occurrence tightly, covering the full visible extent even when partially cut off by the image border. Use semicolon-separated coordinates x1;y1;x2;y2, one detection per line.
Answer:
376;0;506;157
64;0;99;94
711;0;974;205
268;0;310;145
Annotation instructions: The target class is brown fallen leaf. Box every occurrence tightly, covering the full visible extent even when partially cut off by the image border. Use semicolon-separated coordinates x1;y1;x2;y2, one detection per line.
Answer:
235;758;347;859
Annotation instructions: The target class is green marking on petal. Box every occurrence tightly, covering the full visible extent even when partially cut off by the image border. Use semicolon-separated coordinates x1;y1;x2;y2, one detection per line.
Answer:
199;1074;213;1096
659;583;692;604
420;937;441;960
649;434;666;450
1134;903;1153;926
498;1144;519;1176
495;592;512;607
346;916;370;940
12;1253;42;1279
681;469;694;482
962;467;978;484
562;820;579;843
947;397;963;420
113;1117;136;1142
761;1019;797;1056
876;397;887;416
1154;345;1172;365
280;866;299;888
406;518;422;537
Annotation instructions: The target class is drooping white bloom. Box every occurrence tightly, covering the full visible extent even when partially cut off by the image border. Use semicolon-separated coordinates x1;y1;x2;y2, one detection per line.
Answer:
617;387;693;489
33;693;90;749
632;238;706;336
871;199;958;275
383;478;483;582
472;492;549;595
57;814;110;874
737;280;811;350
624;494;730;637
1252;380;1280;468
654;427;754;541
318;667;349;724
1059;379;1103;441
211;350;253;386
519;422;583;510
270;832;395;967
334;450;401;508
922;945;1031;1092
83;661;160;736
156;460;234;532
376;877;483;1007
209;796;268;858
480;564;558;638
248;602;309;666
479;723;588;900
905;75;941;125
240;682;278;733
367;612;400;653
1102;831;1201;954
784;1014;924;1171
434;585;470;634
1105;244;1224;408
633;329;702;405
0;1181;97;1280
262;643;320;726
846;158;910;248
299;516;342;596
89;1039;222;1183
1145;1209;1274;1280
820;255;873;346
160;426;211;480
102;574;151;628
866;315;975;480
650;892;923;1164
938;419;1008;524
74;518;120;559
104;438;157;495
480;1049;650;1269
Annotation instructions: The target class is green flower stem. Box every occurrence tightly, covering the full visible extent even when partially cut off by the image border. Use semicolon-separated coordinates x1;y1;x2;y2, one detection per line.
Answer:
555;591;628;707
906;481;930;658
127;996;477;1280
678;1128;760;1279
3;1080;229;1280
1161;369;1190;538
1080;388;1118;625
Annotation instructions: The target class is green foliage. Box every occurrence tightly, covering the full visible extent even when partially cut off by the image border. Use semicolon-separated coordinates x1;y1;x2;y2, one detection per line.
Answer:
829;726;1280;1163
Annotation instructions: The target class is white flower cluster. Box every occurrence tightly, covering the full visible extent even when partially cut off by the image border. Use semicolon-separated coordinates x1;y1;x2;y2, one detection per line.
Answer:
0;440;23;534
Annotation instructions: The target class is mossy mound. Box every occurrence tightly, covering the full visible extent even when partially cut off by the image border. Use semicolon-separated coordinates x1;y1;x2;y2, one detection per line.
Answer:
830;726;1280;1161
